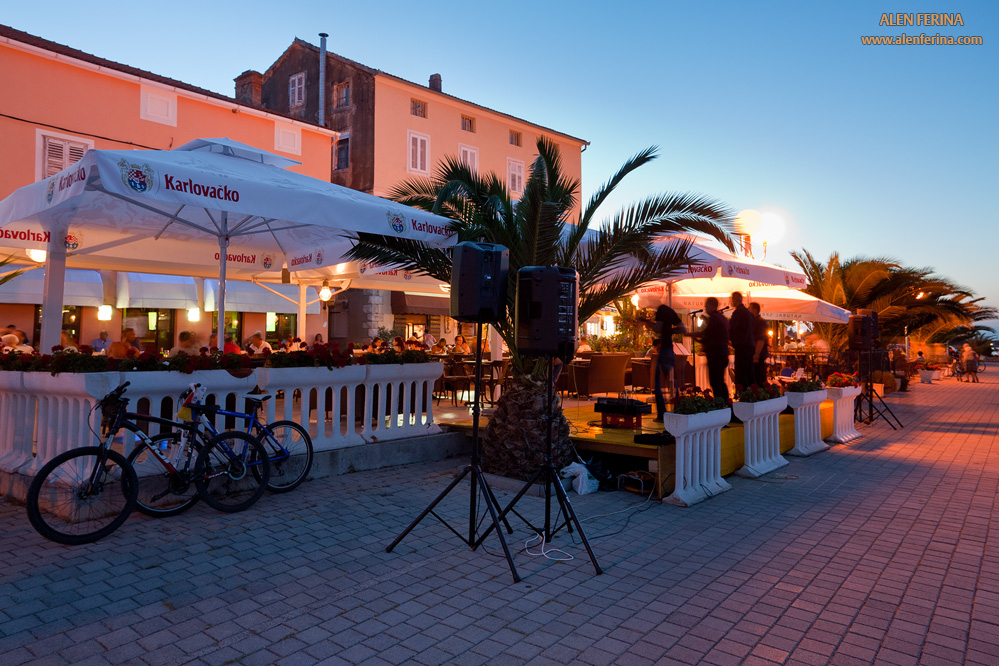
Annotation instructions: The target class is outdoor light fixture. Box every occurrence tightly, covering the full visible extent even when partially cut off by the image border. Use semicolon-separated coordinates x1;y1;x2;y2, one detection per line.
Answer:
97;305;113;321
630;294;640;307
26;249;47;263
319;280;332;302
148;312;158;330
187;307;200;322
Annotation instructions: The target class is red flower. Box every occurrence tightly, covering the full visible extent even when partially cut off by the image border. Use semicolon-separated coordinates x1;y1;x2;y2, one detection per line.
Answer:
51;345;64;353
79;345;93;354
126;348;138;359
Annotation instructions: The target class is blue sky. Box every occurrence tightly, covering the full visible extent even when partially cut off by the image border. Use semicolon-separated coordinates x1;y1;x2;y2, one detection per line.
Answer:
6;1;997;329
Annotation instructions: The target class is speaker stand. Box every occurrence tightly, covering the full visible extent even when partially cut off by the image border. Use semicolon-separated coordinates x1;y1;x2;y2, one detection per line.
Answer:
474;356;602;576
854;350;903;429
387;322;521;582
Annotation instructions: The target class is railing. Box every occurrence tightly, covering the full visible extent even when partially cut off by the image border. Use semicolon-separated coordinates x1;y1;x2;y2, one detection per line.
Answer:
0;362;443;498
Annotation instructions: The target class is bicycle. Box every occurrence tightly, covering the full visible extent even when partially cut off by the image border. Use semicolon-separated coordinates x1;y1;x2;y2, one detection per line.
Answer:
181;386;313;493
25;382;138;545
27;383;270;543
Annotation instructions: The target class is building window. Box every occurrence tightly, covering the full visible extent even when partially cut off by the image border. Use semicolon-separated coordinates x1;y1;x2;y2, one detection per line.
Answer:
461;115;475;133
289;72;306;108
459;145;478;173
335;137;350;170
411;99;427;118
507;159;525;194
36;130;92;181
407;130;430;174
509;130;522;147
334;82;350;109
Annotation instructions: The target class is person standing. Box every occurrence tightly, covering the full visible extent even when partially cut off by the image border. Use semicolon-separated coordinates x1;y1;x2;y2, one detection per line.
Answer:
962;343;980;383
645;303;686;422
697;297;731;403
748;302;769;387
729;291;755;390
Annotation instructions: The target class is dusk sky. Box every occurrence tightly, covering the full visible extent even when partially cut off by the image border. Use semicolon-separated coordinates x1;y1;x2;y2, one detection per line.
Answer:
5;1;997;329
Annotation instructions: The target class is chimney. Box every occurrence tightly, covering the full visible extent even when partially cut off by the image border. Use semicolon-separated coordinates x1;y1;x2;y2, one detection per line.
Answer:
318;33;328;126
429;73;442;92
234;70;262;107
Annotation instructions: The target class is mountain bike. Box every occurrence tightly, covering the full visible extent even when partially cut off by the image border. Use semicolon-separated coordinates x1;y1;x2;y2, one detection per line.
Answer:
181;386;313;493
25;382;139;545
128;387;270;517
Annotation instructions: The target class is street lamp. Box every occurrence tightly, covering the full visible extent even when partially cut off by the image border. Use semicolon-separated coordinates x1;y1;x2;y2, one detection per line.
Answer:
319;280;332;302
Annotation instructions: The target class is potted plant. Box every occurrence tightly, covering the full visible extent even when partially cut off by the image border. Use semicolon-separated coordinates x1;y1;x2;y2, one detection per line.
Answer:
732;383;788;478
824;372;862;444
784;378;828;457
662;387;731;507
919;363;938;384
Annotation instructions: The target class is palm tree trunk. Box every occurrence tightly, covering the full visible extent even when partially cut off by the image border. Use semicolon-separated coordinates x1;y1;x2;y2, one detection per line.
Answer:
481;373;573;481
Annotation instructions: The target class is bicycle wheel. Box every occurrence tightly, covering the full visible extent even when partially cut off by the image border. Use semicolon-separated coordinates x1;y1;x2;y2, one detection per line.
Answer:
253;420;314;493
195;431;269;513
978;362;986;373
127;433;201;518
26;446;137;545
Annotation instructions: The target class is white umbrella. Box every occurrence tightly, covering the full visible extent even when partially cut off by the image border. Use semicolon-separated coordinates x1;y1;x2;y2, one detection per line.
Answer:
634;284;850;323
0;138;457;349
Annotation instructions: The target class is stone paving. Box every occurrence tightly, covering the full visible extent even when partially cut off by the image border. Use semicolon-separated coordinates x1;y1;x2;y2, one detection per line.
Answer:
1;372;998;665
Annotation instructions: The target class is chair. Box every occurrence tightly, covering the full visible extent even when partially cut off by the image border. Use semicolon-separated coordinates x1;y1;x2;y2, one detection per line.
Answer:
630;355;653;392
441;358;473;406
570;353;631;398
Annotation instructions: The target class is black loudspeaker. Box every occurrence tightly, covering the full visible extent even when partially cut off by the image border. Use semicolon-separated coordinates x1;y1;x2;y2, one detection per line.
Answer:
856;308;879;339
848;315;873;351
450;242;509;323
515;266;578;358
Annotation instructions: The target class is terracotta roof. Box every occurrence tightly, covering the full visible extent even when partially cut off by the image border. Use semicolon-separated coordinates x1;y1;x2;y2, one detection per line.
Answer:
0;24;327;129
291;38;589;146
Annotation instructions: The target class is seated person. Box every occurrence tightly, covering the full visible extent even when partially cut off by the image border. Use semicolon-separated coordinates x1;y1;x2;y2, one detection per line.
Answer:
576;335;592;353
453;335;471;355
1;333;20;353
169;331;201;356
392;336;405;353
247;331;272;355
223;335;243;355
431;337;448;354
59;332;79;353
107;328;137;359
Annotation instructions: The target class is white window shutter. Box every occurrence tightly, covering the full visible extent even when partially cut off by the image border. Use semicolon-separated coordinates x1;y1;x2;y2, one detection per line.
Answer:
44;138;65;178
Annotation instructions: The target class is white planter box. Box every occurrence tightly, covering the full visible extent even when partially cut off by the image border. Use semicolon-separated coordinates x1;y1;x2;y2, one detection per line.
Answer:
825;385;862;444
662;407;732;507
785;389;828;457
918;370;934;384
732;396;788;478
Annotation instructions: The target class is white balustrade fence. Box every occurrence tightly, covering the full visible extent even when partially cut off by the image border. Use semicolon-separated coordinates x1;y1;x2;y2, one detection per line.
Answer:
0;361;444;499
732;396;788;478
825;386;862;444
662;407;732;507
786;390;829;457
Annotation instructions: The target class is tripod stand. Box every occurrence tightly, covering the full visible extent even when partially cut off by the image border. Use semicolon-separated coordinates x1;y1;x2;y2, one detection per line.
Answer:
474;356;602;575
854;349;903;429
386;322;521;582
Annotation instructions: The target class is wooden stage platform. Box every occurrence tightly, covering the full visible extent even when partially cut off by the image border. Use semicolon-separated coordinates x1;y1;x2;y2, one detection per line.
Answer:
442;398;835;499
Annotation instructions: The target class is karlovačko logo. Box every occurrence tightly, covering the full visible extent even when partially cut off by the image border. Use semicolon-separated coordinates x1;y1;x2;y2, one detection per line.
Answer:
387;212;407;234
118;160;154;193
46;180;56;204
404;271;412;280
262;255;273;270
64;232;82;251
359;262;368;274
315;248;324;266
784;274;790;285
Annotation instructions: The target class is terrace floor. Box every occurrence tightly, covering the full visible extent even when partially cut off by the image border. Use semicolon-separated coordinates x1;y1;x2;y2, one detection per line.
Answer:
1;372;997;665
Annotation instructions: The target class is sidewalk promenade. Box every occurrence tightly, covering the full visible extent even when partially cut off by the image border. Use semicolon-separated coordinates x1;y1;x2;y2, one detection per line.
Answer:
2;374;997;665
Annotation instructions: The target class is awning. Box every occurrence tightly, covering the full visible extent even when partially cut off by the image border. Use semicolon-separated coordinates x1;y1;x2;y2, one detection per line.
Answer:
391;291;450;316
0;267;104;306
205;280;319;314
116;273;198;310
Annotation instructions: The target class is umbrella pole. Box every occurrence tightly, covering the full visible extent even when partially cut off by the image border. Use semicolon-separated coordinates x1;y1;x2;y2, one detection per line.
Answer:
217;219;229;343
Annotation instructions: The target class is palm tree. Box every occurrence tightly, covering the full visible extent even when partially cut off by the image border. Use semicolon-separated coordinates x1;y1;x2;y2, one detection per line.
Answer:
0;255;26;287
791;249;994;352
349;138;733;479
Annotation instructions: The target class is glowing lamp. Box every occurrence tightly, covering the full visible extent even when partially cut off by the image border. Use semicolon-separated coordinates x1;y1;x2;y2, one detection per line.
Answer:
630;294;639;306
187;307;200;322
148;312;157;330
26;249;47;263
319;280;332;302
97;305;113;321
